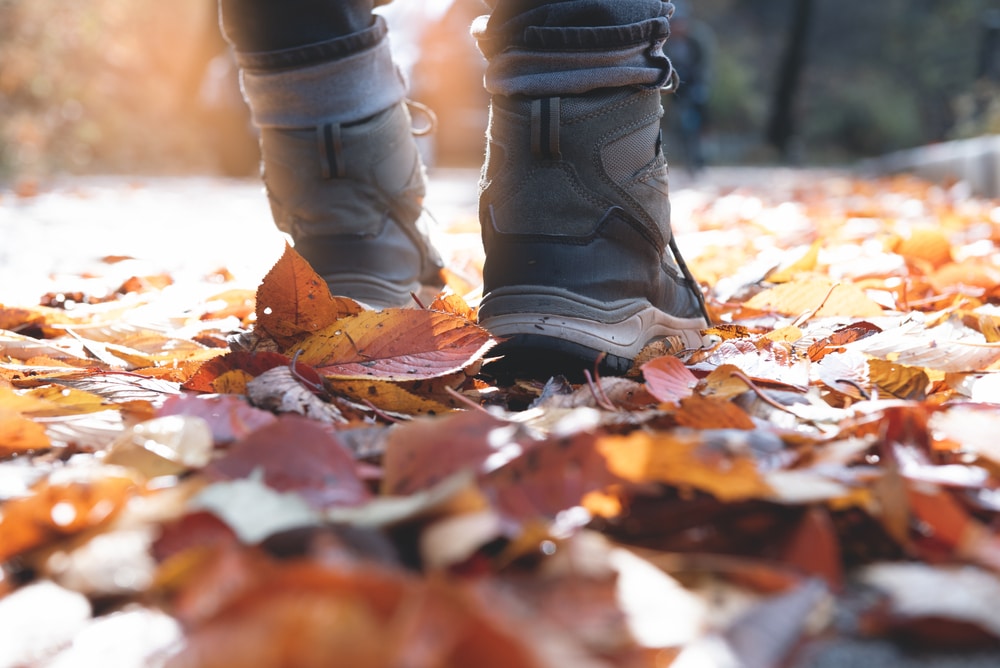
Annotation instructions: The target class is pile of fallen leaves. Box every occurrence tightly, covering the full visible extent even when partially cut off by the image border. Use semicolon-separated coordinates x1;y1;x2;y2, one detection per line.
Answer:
3;173;1000;667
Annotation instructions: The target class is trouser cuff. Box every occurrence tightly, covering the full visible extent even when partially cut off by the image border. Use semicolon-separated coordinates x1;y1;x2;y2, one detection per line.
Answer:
241;16;406;127
472;12;675;97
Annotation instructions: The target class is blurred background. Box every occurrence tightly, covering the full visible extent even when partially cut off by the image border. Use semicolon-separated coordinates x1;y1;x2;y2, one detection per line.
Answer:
1;0;999;182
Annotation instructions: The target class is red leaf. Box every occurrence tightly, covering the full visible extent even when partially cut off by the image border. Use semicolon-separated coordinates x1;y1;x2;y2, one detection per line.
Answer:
157;394;277;445
642;355;698;404
299;309;494;381
382;411;509;496
182;351;293;393
206;415;371;509
482;431;620;523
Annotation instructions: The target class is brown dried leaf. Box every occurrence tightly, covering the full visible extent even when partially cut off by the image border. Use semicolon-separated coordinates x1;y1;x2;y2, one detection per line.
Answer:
255;243;363;342
868;359;930;400
156;394;277;446
673;394;756;430
381;411;510;496
246;366;346;424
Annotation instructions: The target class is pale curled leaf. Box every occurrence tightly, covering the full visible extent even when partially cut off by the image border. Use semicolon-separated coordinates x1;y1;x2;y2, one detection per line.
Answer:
246;366;346;424
106;415;215;477
190;470;321;544
858;563;1000;639
844;319;1000;373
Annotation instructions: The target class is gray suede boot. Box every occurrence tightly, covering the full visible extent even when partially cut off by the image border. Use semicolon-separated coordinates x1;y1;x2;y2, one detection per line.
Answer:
234;13;444;308
477;86;710;375
260;101;444;307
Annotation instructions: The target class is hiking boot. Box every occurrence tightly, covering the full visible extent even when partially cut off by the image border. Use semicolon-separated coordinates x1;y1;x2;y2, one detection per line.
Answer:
477;87;710;375
260;100;444;308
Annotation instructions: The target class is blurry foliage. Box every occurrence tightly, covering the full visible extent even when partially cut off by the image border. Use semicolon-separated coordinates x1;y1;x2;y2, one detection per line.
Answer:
0;0;996;177
0;0;223;179
693;0;989;162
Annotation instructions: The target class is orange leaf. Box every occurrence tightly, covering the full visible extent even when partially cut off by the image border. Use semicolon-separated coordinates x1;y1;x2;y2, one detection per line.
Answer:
806;321;882;361
430;293;478;321
0;472;138;561
598;431;771;502
255;243;363;341
642;355;697;405
895;227;953;268
0;413;51;455
673;394;755;430
296;309;494;381
781;507;843;591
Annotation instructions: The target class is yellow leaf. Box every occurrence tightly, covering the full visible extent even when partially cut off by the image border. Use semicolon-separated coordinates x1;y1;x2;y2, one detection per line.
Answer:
765;241;821;283
22;386;108;417
765;325;804;343
327;379;456;416
212;369;256;395
744;277;884;318
868;359;929;400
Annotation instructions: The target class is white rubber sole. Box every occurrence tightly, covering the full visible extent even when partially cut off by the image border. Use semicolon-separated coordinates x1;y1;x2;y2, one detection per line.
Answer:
479;288;709;362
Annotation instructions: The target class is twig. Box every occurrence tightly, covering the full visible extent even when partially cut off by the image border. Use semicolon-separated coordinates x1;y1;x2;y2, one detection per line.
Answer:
362;399;403;424
727;369;801;417
444;385;495;415
834;378;871;400
792;281;841;328
289;349;327;395
583;369;617;412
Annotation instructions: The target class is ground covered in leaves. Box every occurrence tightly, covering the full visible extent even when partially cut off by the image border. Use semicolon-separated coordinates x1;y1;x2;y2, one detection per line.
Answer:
4;172;1000;667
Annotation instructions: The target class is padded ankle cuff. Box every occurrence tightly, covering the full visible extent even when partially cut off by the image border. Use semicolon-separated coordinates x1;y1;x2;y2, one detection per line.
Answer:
241;17;406;128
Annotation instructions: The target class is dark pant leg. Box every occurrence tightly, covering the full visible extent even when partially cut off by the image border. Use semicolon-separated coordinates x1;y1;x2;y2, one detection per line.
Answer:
218;0;374;53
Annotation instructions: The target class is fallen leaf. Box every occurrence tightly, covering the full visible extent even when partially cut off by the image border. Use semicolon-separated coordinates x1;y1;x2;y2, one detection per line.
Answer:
156;394;277;445
181;350;295;393
743;277;884;318
0;468;139;561
0;581;92;667
295;309;494;381
642;355;697;405
598;431;772;502
255;243;363;342
205;415;370;509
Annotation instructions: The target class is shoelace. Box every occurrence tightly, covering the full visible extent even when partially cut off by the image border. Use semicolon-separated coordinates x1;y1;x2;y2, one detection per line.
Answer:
405;99;437;137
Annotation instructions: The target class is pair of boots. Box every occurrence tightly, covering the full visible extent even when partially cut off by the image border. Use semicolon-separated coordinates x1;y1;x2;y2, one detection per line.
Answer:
238;6;710;375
